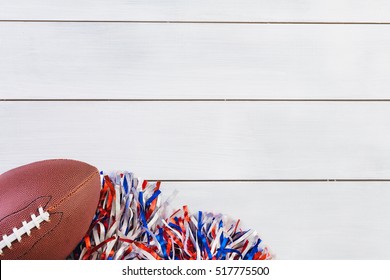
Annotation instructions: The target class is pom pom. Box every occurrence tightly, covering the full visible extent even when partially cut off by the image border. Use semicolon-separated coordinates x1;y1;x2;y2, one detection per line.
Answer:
69;172;271;260
157;208;271;260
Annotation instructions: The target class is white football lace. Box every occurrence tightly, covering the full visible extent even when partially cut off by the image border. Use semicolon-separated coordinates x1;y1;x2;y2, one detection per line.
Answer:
0;207;50;255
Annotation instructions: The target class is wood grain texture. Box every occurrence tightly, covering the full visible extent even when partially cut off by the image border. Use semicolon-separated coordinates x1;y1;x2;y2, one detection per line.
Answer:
160;182;390;259
2;23;390;99
1;101;390;180
0;0;390;22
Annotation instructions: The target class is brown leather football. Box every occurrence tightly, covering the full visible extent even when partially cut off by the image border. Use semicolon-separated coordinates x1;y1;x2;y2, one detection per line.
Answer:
0;159;101;259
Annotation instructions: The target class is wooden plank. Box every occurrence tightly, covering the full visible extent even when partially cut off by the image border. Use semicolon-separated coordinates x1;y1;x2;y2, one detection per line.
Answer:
160;182;390;259
1;23;390;100
1;101;390;180
1;0;390;22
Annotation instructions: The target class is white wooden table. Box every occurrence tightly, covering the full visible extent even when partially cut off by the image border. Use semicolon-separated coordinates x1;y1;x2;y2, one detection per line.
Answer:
1;0;390;259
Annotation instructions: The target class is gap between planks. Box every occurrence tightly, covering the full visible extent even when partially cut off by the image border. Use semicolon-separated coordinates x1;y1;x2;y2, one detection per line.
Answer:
1;20;390;25
4;99;390;102
145;179;390;182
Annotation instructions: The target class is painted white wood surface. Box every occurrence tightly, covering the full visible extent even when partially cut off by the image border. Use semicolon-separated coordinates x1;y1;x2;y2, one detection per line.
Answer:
160;182;390;259
1;101;390;180
2;23;390;100
1;0;390;22
1;0;389;260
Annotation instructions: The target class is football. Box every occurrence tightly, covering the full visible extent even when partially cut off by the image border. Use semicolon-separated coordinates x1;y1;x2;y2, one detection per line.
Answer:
0;159;101;259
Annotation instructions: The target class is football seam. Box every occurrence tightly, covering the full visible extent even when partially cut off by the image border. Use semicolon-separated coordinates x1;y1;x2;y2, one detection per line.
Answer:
47;170;99;212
